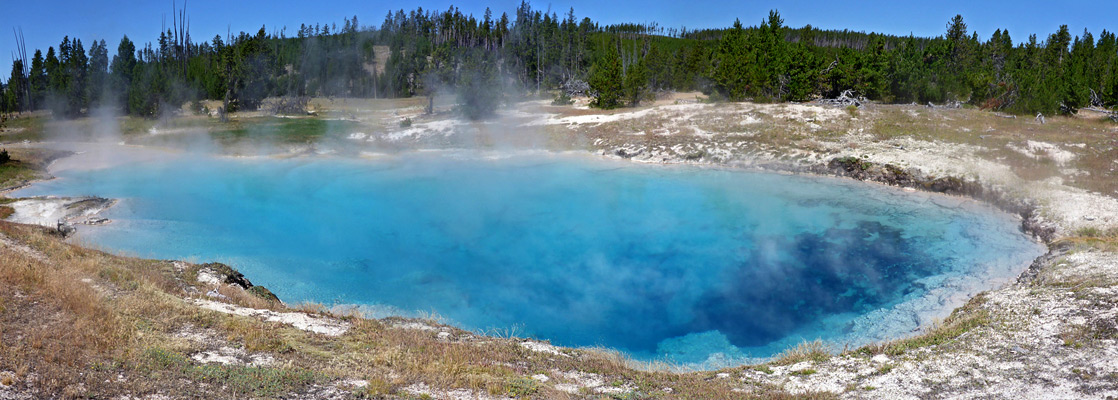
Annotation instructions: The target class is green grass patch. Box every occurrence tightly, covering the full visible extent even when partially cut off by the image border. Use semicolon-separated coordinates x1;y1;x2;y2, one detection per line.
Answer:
859;294;991;356
790;368;817;376
0;163;40;189
140;347;322;397
1075;227;1102;237
0;115;47;142
505;376;539;397
749;364;774;374
875;364;894;375
210;116;359;144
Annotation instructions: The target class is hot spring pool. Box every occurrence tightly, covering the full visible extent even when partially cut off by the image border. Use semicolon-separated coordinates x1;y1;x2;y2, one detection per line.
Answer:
15;150;1045;368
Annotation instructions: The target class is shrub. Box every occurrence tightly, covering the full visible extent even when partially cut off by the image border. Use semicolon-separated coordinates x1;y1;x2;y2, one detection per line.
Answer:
457;49;503;120
551;91;573;106
0;149;9;164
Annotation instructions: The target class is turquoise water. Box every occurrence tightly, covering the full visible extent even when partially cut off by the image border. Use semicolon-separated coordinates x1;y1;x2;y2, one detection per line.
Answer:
16;151;1044;368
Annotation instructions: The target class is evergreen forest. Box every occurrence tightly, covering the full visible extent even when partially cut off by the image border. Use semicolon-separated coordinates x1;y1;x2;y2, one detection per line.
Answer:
3;2;1118;120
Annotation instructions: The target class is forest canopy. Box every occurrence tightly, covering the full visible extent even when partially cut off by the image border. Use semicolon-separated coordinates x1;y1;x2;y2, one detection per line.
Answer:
3;2;1117;119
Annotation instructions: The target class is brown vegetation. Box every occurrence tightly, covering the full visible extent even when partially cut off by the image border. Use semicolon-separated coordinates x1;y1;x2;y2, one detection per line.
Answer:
0;220;840;398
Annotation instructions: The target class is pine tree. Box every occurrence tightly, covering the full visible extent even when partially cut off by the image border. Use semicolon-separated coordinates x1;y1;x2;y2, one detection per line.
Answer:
758;10;789;99
29;50;46;109
66;38;89;115
88;39;109;107
784;44;817;101
44;47;61;101
643;44;669;91
712;19;750;101
457;49;502;120
622;58;648;106
110;36;137;107
588;42;623;109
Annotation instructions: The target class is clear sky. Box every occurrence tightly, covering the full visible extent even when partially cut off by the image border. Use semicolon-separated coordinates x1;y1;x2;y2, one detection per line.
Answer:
2;0;1117;80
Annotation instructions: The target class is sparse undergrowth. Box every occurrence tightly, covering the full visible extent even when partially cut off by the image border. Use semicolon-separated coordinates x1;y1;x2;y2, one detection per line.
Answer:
771;340;832;366
0;220;838;399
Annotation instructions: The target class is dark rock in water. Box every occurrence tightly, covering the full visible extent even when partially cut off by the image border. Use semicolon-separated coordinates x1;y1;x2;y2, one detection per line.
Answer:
923;176;983;197
199;262;281;303
826;156;874;179
65;197;115;212
817;156;1055;243
615;148;642;158
1022;214;1057;243
827;157;923;189
1016;241;1073;285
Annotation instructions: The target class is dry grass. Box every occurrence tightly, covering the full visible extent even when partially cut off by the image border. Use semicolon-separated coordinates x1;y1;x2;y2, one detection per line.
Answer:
6;98;1114;397
0;228;129;396
868;105;1118;195
0;220;833;398
771;340;832;366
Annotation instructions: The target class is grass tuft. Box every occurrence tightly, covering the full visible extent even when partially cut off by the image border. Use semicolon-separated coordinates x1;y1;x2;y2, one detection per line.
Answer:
771;340;831;366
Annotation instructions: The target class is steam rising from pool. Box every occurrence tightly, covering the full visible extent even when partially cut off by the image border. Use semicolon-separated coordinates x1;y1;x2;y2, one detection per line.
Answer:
16;151;1044;369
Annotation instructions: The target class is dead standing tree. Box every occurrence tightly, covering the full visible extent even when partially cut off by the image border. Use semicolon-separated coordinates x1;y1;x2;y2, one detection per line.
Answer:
12;28;31;112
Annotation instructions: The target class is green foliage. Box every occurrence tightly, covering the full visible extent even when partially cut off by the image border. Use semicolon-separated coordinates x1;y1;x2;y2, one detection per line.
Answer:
0;149;10;165
220;27;278;113
247;285;280;302
110;36;136;108
784;44;817;101
589;44;623;109
711;19;752;101
505;377;539;397
6;7;1118;119
457;49;502;120
140;347;321;397
551;91;573;105
622;59;648;106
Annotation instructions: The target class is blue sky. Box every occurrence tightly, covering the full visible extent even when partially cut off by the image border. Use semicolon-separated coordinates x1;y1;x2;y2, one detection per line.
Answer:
3;0;1117;80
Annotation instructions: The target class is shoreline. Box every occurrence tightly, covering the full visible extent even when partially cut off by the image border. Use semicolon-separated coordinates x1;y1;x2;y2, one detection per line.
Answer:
2;100;1116;398
5;143;1053;362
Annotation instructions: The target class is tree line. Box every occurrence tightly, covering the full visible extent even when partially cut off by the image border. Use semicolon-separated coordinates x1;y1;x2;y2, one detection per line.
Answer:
2;3;1118;120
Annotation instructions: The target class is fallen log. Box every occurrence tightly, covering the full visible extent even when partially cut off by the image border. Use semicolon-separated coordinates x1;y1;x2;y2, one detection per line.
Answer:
818;89;865;108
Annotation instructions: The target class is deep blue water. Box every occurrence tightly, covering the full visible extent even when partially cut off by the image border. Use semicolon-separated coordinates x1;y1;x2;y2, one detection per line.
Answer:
15;151;1044;368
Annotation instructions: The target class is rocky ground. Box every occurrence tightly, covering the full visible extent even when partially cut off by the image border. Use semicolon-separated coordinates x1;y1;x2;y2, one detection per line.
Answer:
2;96;1118;399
